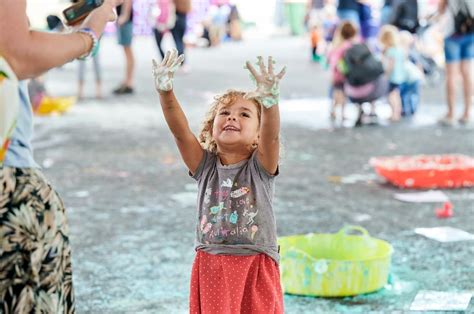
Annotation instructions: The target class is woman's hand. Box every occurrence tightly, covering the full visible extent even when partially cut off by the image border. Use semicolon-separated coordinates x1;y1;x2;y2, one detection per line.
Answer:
81;0;122;35
152;49;185;92
244;56;286;108
96;0;123;22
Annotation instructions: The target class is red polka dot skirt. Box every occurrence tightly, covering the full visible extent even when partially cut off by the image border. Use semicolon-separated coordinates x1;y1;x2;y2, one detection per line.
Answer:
189;251;284;314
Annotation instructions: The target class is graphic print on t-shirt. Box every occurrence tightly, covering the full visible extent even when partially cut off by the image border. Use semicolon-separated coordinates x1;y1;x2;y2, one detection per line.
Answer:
200;177;259;245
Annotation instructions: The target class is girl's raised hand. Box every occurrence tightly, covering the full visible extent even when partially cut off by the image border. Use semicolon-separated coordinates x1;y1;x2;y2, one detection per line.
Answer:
152;49;184;92
244;56;286;108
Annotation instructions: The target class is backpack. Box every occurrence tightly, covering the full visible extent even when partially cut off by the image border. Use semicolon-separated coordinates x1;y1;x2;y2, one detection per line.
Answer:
450;0;474;35
343;43;384;86
0;55;20;166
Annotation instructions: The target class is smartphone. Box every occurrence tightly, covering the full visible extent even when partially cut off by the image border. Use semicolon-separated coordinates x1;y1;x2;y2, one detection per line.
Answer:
63;0;104;26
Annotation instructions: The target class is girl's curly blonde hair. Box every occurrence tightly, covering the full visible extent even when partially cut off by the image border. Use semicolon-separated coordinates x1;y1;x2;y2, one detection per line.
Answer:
198;90;262;154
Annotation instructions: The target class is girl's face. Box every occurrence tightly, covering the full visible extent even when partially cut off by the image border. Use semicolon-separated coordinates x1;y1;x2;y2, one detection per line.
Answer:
212;97;260;153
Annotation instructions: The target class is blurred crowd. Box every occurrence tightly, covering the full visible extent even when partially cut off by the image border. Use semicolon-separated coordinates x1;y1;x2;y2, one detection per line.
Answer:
27;0;473;127
305;0;473;126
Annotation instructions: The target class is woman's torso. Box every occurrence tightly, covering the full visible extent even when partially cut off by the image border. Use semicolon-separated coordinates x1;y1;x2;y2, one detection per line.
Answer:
4;81;38;168
443;0;474;38
117;4;134;22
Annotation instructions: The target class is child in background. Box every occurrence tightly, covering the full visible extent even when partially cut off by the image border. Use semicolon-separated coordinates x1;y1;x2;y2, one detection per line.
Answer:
152;49;286;313
399;31;424;116
379;25;404;121
310;24;321;62
77;53;102;100
68;0;103;100
150;0;176;60
327;21;359;121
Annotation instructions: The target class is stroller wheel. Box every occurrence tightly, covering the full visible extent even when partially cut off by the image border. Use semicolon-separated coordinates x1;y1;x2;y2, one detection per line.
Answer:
354;105;364;127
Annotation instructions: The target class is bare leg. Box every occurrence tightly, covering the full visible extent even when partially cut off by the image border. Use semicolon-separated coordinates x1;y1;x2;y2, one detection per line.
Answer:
388;90;401;121
92;54;102;99
78;60;86;99
95;80;102;99
331;89;345;120
444;62;458;120
124;46;134;88
459;59;472;121
78;80;84;100
330;99;336;120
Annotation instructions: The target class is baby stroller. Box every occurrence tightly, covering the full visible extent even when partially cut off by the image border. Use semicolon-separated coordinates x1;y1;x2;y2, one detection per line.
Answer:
342;44;388;127
415;22;445;86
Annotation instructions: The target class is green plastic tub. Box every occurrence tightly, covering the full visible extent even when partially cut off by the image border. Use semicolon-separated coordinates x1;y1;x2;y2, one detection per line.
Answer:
278;226;393;297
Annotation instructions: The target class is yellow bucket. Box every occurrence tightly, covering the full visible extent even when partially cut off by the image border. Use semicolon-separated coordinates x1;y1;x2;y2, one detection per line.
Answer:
278;226;393;297
36;96;75;115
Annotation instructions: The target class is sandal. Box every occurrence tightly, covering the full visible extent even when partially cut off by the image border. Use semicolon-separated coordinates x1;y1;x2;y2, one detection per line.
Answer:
458;116;470;125
438;116;454;126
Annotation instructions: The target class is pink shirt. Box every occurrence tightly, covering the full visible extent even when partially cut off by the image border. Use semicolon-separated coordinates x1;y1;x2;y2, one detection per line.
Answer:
328;41;353;84
156;0;172;26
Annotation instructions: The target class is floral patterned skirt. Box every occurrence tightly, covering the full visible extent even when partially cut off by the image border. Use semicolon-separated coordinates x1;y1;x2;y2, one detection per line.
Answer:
189;251;284;314
0;167;75;313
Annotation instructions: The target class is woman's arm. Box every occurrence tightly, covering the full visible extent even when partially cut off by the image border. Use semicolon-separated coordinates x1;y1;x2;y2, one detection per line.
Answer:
153;50;204;174
245;56;286;175
0;0;119;80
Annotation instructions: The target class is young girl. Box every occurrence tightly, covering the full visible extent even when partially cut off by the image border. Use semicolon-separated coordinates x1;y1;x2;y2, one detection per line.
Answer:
327;21;359;121
152;49;286;313
379;25;404;121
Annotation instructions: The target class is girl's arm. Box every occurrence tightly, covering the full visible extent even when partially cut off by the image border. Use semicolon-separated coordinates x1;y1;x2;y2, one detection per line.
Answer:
245;56;286;175
382;52;395;77
0;0;121;80
153;50;203;174
385;58;395;77
258;103;280;175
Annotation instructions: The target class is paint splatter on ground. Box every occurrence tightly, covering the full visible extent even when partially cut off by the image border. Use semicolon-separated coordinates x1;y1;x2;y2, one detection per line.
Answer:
33;36;474;312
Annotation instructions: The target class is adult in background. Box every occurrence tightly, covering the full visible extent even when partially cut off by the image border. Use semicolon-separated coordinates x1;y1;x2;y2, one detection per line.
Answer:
72;0;103;100
337;0;360;27
0;0;121;312
305;0;326;28
151;0;176;60
113;0;135;95
358;1;377;43
389;0;419;34
438;0;474;125
171;0;191;70
381;0;394;25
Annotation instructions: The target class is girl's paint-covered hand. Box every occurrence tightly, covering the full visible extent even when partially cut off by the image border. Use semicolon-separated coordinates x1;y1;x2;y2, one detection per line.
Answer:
244;56;286;108
152;49;184;92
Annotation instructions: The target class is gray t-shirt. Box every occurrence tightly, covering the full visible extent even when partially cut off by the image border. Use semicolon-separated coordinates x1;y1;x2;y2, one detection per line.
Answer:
191;150;280;263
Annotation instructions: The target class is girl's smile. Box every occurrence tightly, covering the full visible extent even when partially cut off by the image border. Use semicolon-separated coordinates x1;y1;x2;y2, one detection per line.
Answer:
212;97;260;151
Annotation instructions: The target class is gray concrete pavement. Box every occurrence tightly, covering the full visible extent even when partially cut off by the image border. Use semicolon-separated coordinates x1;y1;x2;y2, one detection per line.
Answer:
35;35;474;313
